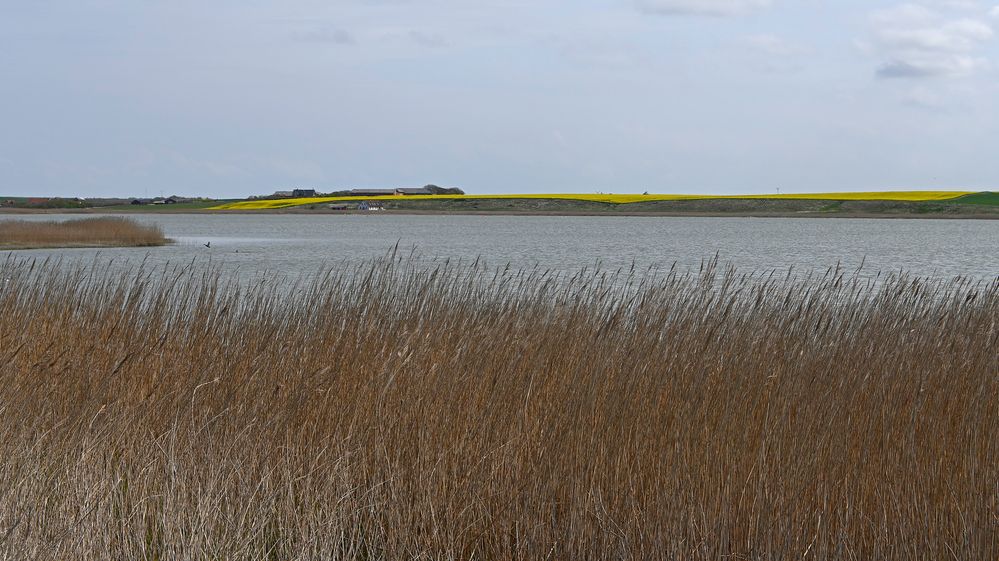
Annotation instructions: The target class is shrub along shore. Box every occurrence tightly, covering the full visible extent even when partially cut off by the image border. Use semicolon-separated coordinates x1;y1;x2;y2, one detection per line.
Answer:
0;257;995;560
0;217;168;249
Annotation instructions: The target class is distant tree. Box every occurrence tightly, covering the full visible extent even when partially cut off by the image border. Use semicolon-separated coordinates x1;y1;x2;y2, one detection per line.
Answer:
424;184;465;195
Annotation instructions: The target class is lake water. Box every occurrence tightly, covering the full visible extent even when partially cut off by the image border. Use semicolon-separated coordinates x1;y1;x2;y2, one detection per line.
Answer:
2;214;997;281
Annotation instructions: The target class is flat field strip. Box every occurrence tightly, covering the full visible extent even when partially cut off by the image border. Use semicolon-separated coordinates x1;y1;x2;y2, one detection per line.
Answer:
211;191;976;210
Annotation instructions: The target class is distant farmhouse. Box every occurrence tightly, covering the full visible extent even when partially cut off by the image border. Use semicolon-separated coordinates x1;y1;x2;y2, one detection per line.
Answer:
348;187;434;197
268;188;317;198
348;189;395;197
395;187;433;196
131;196;181;205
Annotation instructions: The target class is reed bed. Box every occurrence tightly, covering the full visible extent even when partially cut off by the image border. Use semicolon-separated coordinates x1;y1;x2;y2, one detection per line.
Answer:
0;255;995;560
0;217;167;249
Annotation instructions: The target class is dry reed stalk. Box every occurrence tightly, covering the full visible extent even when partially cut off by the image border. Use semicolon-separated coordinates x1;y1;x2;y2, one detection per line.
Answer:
0;256;995;560
0;217;167;249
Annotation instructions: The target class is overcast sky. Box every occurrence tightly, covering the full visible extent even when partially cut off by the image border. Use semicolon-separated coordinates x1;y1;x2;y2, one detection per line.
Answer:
2;0;999;198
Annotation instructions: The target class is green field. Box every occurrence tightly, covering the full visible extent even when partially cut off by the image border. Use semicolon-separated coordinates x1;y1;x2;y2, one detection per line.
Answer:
203;191;999;217
211;190;983;210
947;192;999;206
2;193;995;217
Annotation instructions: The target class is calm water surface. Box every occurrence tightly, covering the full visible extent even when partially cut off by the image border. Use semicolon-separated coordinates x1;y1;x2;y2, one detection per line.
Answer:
2;214;997;281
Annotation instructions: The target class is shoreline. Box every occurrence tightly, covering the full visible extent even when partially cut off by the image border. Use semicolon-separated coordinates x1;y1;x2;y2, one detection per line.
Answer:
0;241;172;250
2;208;998;219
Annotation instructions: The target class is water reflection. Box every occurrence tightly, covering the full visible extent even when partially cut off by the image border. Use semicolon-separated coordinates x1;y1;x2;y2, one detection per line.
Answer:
1;214;996;282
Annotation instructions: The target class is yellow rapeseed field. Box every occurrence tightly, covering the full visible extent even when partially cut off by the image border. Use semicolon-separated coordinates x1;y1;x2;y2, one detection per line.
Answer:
210;191;973;210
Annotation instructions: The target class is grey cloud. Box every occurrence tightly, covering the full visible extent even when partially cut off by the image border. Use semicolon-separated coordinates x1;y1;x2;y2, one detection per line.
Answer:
409;30;448;48
876;54;986;79
907;55;983;78
878;60;942;77
294;26;356;45
636;0;773;17
902;86;948;110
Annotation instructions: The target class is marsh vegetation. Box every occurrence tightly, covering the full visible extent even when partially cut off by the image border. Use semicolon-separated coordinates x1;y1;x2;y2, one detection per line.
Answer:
0;217;167;249
0;256;995;560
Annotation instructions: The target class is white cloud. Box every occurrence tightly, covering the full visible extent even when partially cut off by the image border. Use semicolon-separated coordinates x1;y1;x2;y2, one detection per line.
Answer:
741;34;807;72
744;33;801;56
878;19;992;52
990;5;999;18
878;55;985;77
928;0;981;9
903;85;945;108
870;3;995;79
636;0;773;17
872;4;938;26
293;25;356;45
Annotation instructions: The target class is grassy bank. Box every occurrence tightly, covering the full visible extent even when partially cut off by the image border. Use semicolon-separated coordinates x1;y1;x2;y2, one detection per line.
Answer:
0;217;168;249
3;193;994;218
278;195;999;217
0;258;996;559
206;191;999;217
210;190;978;210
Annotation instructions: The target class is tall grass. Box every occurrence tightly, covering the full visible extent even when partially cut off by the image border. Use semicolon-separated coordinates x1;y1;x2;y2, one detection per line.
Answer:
0;255;995;560
211;191;973;210
0;217;167;249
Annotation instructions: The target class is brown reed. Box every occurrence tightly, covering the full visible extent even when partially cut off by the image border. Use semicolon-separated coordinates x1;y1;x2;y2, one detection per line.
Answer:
0;217;167;249
0;256;995;560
